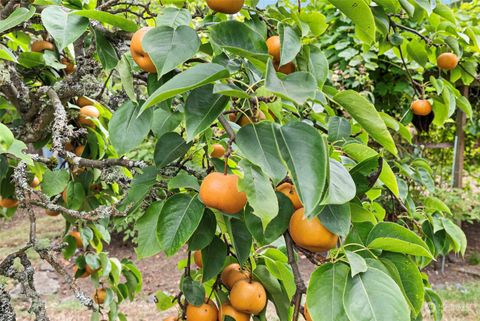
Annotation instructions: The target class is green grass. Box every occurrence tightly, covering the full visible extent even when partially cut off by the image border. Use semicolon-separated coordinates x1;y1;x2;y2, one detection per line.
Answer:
437;282;480;303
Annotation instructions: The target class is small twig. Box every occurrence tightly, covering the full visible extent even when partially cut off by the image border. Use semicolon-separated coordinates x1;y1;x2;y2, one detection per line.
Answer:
284;232;307;321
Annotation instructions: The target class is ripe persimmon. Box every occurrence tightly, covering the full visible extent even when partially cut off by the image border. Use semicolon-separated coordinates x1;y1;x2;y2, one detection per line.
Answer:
74;145;85;157
31;40;55;53
45;209;60;217
30;176;40;188
130;27;156;73
206;0;244;14
199;172;247;214
274;61;295;74
79;105;99;127
220;263;250;289
93;288;107;304
238;110;266;127
411;100;432;116
276;182;302;209
77;96;96;107
60;58;76;75
69;231;83;248
230;280;267;315
289;208;338;252
437;52;458;71
194;250;203;268
211;144;225;158
228;112;237;122
186;299;218;321
266;36;281;62
0;198;19;208
218;302;250;321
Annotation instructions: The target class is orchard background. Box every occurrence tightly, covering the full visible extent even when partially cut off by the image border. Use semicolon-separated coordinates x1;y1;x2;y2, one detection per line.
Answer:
0;0;480;320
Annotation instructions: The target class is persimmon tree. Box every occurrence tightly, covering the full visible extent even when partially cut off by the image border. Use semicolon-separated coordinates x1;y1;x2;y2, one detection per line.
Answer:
0;0;476;321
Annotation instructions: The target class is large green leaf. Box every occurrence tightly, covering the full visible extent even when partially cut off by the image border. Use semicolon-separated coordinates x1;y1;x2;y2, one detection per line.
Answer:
141;63;229;112
253;265;290;321
154;132;192;168
381;252;425;316
318;203;351;237
182;276;205;306
41;6;89;51
188;209;216;251
324;159;356;205
328;0;376;44
346;251;368;277
276;122;328;218
343;267;410;321
94;29;119;70
135;201;164;259
157;194;204;256
333;91;397;156
143;26;200;77
279;24;301;66
156;7;192;28
244;193;293;246
265;60;317;105
367;222;433;258
184;85;229;142
0;7;35;34
229;219;252;267
73;10;137;32
306;46;329;88
0;124;14;152
238;159;278;230
117;55;137;102
42;169;69;197
307;263;350;321
109;101;153;155
441;218;467;255
342;143;399;197
236;122;286;184
201;236;227;282
151;107;182;138
118;166;157;213
209;20;269;59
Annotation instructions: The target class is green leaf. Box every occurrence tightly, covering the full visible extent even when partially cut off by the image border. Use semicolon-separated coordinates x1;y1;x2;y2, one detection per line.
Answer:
154;132;192;168
342;143;399;197
456;96;472;118
306;46;329;88
41;6;89;51
155;291;176;311
238;159;278;230
0;7;35;34
349;155;382;195
201;236;227;282
265;60;317;105
328;0;376;44
42;169;69;197
182;276;205;306
324;159;356;205
381;252;425;316
229;219;252;266
343;267;410;321
307;263;350;321
64;181;85;210
184;84;229;142
424;196;451;215
346;251;367;277
367;222;433;258
94;29;118;70
406;39;429;67
433;3;456;23
73;10;137;32
143;26;200;77
441;218;467;255
0;124;14;152
118;166;157;213
318;203;351;237
109;101;153;155
244;193;294;246
188;209;216;251
299;12;328;36
156;7;192;28
328;116;351;142
276;122;328;218
333;91;397;156
279;24;301;66
135;201;164;259
117;55;137;103
213;83;250;99
151;107;182;138
425;288;443;321
236;122;286;184
253;265;290;321
209;20;268;59
167;172;199;191
157;194;204;256
141;63;229;112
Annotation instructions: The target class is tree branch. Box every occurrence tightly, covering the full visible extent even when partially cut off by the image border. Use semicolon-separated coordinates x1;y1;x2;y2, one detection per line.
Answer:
284;232;307;321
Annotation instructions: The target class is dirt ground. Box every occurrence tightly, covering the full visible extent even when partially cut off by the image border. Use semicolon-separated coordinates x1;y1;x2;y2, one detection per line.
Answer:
1;210;479;321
